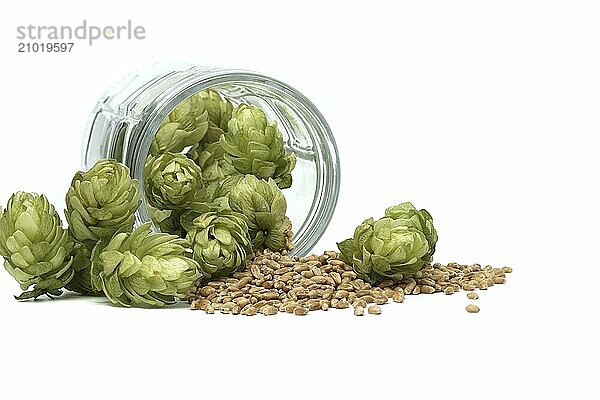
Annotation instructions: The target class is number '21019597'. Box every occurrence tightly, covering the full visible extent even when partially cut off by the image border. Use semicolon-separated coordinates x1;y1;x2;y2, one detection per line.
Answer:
18;42;74;53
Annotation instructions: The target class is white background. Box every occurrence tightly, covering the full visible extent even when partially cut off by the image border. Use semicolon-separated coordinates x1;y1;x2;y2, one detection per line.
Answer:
1;1;598;398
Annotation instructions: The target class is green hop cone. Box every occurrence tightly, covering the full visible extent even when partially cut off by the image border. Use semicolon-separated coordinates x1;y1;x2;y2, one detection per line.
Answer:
150;92;209;155
66;159;141;245
197;89;234;132
144;152;205;210
184;90;234;180
228;103;269;132
65;159;141;294
147;205;184;237
337;217;430;285
181;208;252;280
203;174;243;205
186;141;239;183
90;222;199;308
219;104;297;189
0;192;74;299
384;202;438;263
155;210;185;237
229;175;290;251
66;242;95;295
149;174;239;238
187;141;224;171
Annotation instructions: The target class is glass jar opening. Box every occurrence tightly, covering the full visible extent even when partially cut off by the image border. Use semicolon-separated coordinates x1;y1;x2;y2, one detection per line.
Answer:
85;67;339;256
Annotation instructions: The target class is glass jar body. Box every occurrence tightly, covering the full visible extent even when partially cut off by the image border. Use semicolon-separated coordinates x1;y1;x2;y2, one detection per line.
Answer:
83;64;340;256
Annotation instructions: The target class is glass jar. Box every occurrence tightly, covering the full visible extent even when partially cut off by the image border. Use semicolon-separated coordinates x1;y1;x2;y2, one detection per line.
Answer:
82;64;340;256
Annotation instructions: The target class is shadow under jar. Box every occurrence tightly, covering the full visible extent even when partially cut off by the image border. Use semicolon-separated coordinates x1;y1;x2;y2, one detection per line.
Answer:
83;64;340;256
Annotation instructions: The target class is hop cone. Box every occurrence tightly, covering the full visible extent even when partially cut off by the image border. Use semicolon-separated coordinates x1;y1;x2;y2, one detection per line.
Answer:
65;159;140;294
228;103;269;131
181;208;252;280
0;192;74;299
150;92;209;155
337;217;429;284
144;152;205;210
186;141;238;183
185;90;234;179
197;89;234;132
204;174;243;205
384;202;438;263
66;243;94;294
219;104;296;189
90;222;199;307
147;204;184;237
229;175;290;251
66;159;140;244
149;174;239;238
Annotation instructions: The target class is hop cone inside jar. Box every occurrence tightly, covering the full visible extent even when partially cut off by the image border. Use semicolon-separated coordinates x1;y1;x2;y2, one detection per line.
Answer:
0;192;74;299
144;152;206;211
183;90;234;181
150;92;210;156
187;140;238;184
219;104;296;189
229;175;291;251
197;89;234;133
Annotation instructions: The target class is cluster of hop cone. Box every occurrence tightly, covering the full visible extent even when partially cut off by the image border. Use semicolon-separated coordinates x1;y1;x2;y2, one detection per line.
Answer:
0;90;299;307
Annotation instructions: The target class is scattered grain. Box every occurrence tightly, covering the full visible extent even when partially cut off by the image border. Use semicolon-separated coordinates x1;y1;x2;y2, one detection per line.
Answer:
188;250;511;317
294;307;309;316
466;304;480;313
367;305;381;315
